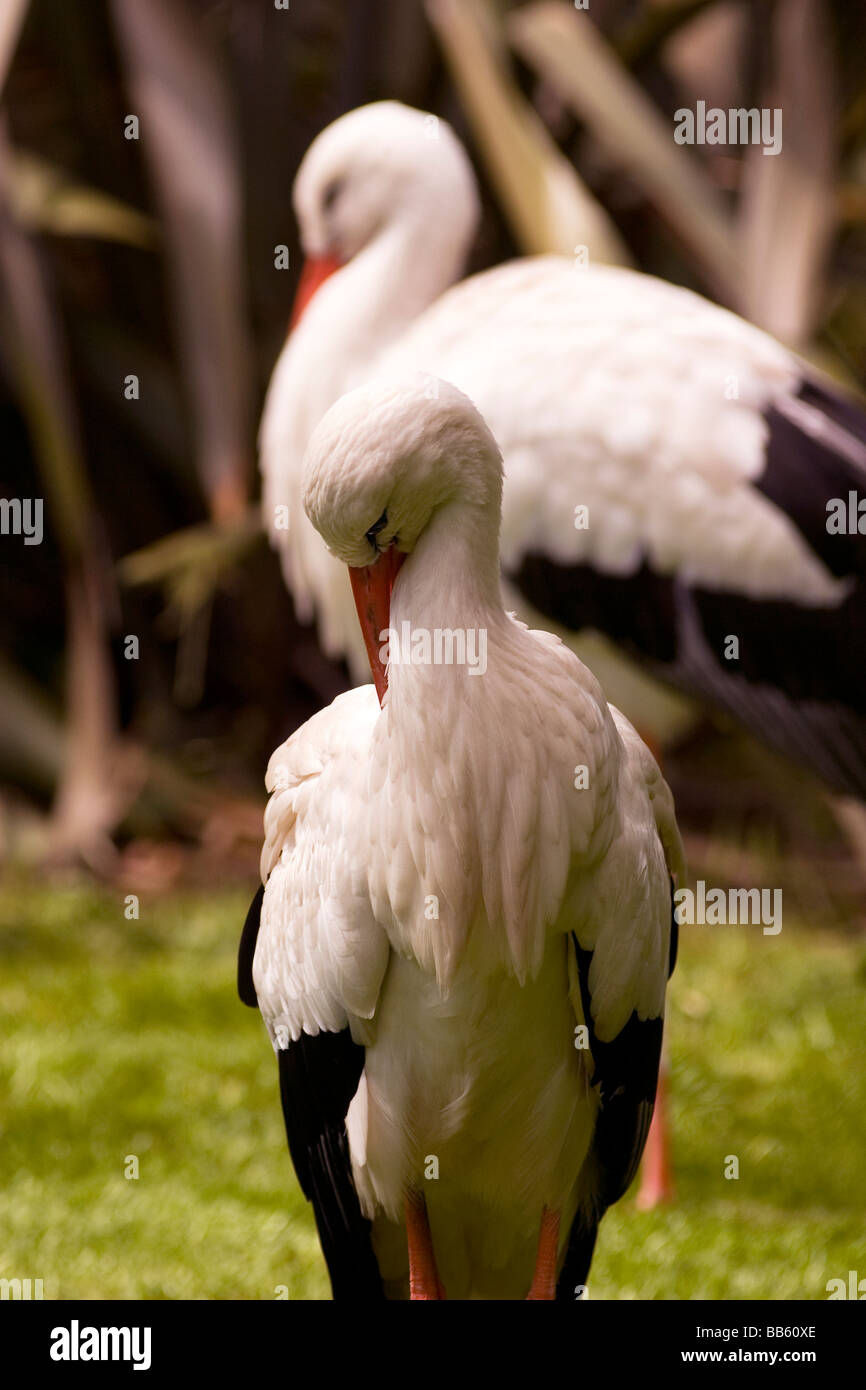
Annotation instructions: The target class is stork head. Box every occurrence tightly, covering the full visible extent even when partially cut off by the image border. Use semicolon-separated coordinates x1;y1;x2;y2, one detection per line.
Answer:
289;102;479;321
302;377;503;700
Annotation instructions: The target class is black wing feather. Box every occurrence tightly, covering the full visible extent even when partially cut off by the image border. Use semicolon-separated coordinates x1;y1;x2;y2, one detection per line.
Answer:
277;1034;384;1300
573;935;664;1210
237;883;264;1007
510;379;866;801
238;886;383;1300
557;884;676;1298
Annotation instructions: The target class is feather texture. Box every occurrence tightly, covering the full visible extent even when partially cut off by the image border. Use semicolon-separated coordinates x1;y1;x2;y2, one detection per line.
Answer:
260;101;866;798
251;379;683;1297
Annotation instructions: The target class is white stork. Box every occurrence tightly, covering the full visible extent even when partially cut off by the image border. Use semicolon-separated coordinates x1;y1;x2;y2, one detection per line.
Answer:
261;100;866;803
239;378;684;1299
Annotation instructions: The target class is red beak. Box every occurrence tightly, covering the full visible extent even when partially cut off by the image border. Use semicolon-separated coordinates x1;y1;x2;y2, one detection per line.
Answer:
289;254;342;332
349;548;406;705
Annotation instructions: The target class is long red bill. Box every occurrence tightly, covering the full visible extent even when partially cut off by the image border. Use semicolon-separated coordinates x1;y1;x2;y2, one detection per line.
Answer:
349;548;406;706
289;254;342;332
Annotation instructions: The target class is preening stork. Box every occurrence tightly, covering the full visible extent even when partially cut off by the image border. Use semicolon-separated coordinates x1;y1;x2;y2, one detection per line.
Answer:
240;378;684;1299
261;100;866;803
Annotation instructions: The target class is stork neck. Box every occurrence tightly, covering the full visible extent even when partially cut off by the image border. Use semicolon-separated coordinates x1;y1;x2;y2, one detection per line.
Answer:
339;207;471;357
386;498;505;700
281;212;473;483
276;198;475;557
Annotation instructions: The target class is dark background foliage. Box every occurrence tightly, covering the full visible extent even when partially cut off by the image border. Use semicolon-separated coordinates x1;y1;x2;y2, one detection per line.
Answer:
1;0;865;880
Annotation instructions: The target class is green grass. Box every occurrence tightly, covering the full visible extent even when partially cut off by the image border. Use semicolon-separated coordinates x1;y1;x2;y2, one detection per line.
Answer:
0;877;864;1300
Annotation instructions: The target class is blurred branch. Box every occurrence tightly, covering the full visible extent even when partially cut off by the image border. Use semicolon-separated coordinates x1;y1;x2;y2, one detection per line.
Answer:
120;509;263;708
119;509;263;628
736;0;836;347
508;1;741;301
661;2;748;132
616;0;716;69
110;0;253;523
7;150;158;247
0;0;28;95
426;0;632;264
0;152;90;554
50;561;127;871
0;118;122;870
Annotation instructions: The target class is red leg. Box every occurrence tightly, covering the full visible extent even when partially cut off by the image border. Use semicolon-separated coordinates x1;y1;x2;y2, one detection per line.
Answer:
636;1068;675;1209
634;717;676;1213
405;1192;445;1300
526;1206;560;1300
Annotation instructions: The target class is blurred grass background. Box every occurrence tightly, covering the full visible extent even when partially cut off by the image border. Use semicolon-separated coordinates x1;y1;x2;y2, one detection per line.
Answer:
1;879;863;1300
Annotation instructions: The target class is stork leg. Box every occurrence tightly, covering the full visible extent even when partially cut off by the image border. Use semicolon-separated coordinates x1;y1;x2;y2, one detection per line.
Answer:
526;1206;560;1300
636;1067;675;1209
635;725;676;1212
405;1191;445;1299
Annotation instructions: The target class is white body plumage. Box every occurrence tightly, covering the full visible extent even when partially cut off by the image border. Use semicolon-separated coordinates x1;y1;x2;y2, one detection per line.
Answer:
253;379;683;1298
260;105;847;688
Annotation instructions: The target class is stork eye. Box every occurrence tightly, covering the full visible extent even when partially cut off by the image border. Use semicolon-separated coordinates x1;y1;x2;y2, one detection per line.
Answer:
322;178;342;213
365;509;388;548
